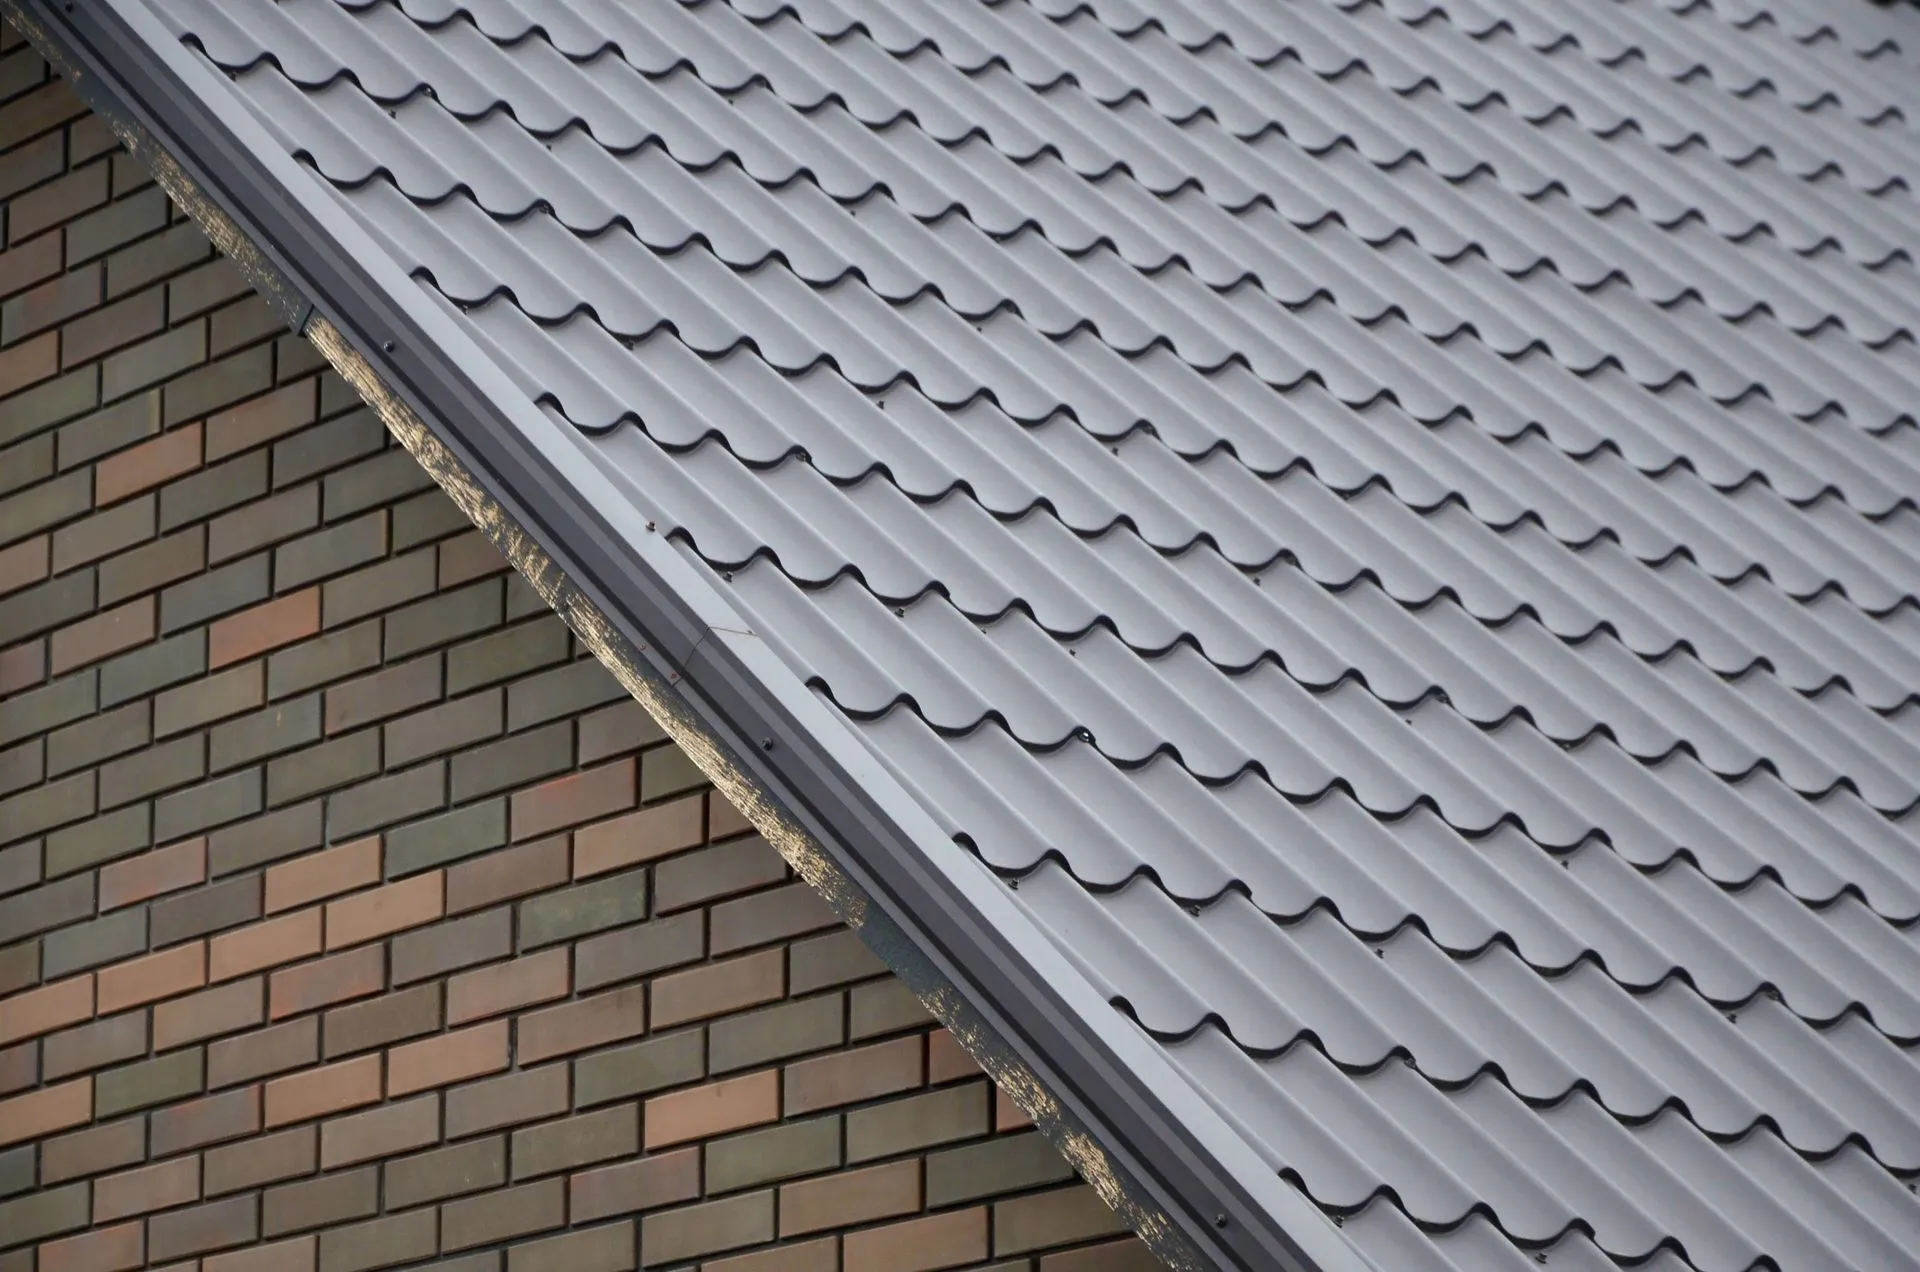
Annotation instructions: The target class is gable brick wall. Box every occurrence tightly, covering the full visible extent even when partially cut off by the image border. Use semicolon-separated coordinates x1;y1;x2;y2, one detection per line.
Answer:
0;33;1160;1272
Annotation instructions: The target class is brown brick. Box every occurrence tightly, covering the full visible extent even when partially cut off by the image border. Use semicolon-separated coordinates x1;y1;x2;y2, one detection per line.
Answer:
446;946;567;1025
447;835;568;916
60;287;163;369
0;972;92;1043
269;943;383;1019
649;948;783;1032
653;836;787;916
639;744;706;804
94;1046;203;1117
0;1039;34;1095
203;1124;314;1196
437;529;509;588
151;873;262;950
785;1035;923;1117
0;227;61;301
204;380;315;461
390;906;509;985
441;1178;565;1252
386;1018;507;1096
324;869;443;950
208;799;322;877
1039;1238;1159;1272
927;1135;1069;1210
639;1191;773;1267
211;906;321;982
208;1015;317;1089
995;1087;1032;1132
706;1117;841;1197
0;330;57;399
321;652;434;736
382;688;501;769
0;534;48;596
450;721;570;805
9;161;107;242
848;1084;989;1165
709;996;844;1076
507;1221;634;1272
44;700;146;780
318;1092;438;1169
383;1136;505;1209
152;975;262;1052
444;1063;568;1139
710;882;837;956
97;941;206;1015
149;1085;262;1156
515;868;648;952
94;421;201;506
49;594;153;674
927;1030;982;1085
643;1069;779;1151
323;981;440;1059
846;1209;988;1272
33;1222;144;1272
573;1030;704;1110
4;263;97;347
147;1193;258;1262
207;484;318;563
209;587;319;668
787;1162;926;1244
790;930;886;995
575;909;703;994
516;984;647;1065
571;793;702;879
265;1053;381;1127
266;838;380;914
0;641;43;694
154;662;264;737
703;1238;837;1272
93;1155;200;1223
851;980;933;1041
0;76;85;148
994;1184;1127;1256
510;1104;636;1183
510;758;632;842
98;526;203;607
0;1076;89;1146
205;1234;317;1272
569;1147;699;1223
316;1208;436;1272
98;835;205;910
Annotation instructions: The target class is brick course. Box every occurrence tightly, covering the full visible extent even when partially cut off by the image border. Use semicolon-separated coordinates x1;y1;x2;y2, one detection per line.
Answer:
0;39;1152;1272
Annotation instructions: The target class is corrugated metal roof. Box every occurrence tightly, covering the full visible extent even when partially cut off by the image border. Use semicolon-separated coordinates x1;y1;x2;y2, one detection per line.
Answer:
154;0;1920;1265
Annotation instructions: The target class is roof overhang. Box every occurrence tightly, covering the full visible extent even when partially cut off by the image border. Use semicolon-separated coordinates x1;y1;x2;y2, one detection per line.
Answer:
1;3;1372;1269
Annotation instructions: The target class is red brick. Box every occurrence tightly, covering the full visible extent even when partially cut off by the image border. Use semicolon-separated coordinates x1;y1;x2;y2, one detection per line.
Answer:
153;976;263;1051
98;836;206;910
268;943;383;1019
0;330;56;397
843;1207;988;1272
0;534;48;595
0;973;93;1044
784;1035;923;1117
650;948;783;1031
0;1040;33;1094
211;907;321;982
93;1155;201;1222
572;793;703;879
386;1018;507;1096
927;1030;982;1085
34;1221;143;1272
324;870;443;949
779;1159;921;1237
50;595;154;674
643;1069;779;1150
96;941;206;1015
569;1146;700;1223
510;758;633;842
208;587;319;669
995;1087;1033;1132
516;984;647;1065
446;946;568;1025
94;421;201;505
263;837;378;914
0;1076;90;1146
446;835;568;914
264;1053;380;1127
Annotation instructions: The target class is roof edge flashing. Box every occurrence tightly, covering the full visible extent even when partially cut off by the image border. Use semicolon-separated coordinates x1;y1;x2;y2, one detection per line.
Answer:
4;4;1370;1270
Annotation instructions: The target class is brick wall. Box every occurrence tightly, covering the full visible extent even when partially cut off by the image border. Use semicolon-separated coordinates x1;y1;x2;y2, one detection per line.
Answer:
0;32;1159;1272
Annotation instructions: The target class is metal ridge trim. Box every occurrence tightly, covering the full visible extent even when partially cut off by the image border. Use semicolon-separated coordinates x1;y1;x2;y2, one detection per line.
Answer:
7;3;1367;1269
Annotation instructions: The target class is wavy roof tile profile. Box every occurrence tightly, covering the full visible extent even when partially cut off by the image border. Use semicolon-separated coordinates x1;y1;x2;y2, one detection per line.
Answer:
33;0;1920;1267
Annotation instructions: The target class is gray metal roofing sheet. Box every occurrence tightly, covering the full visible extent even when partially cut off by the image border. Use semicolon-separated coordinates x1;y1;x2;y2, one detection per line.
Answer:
155;0;1920;1265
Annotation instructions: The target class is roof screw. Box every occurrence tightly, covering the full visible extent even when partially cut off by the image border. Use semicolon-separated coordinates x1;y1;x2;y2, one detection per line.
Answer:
760;738;774;752
1726;1012;1738;1023
646;521;657;532
1374;947;1383;958
1007;877;1019;891
894;607;905;617
1187;903;1200;916
1536;1255;1549;1265
1213;1213;1229;1229
723;571;733;582
382;340;395;353
1332;1216;1343;1228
